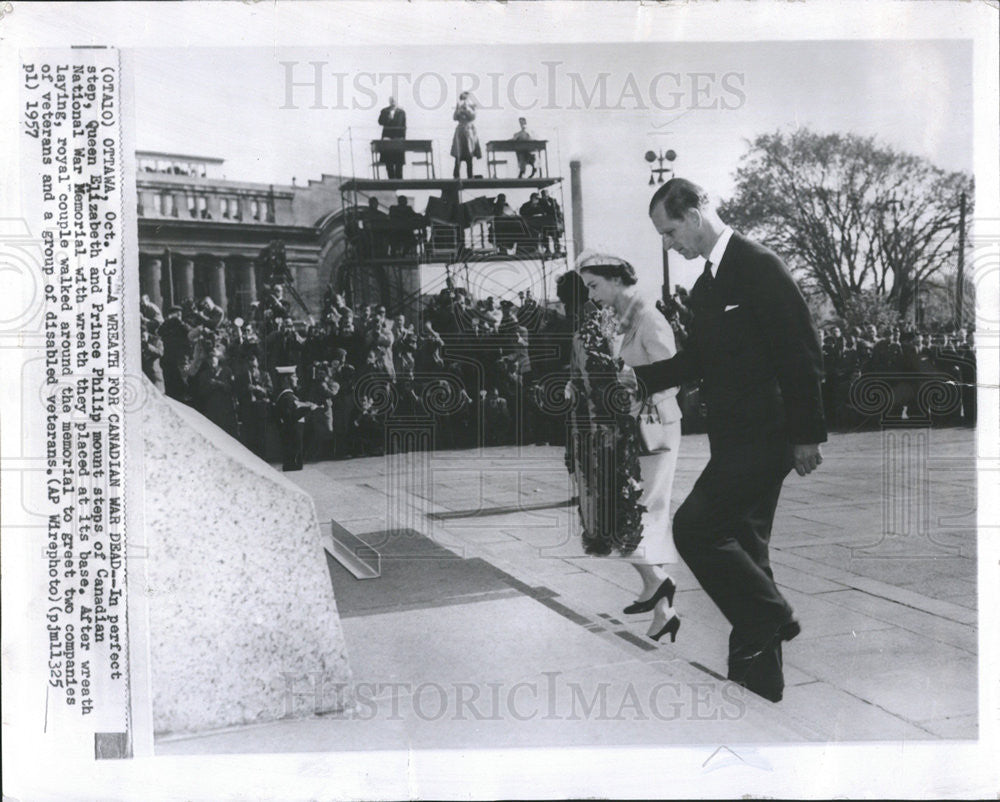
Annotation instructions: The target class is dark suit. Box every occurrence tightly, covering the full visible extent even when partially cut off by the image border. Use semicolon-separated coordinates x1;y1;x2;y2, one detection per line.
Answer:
633;231;826;702
377;106;407;178
274;388;313;471
388;203;424;256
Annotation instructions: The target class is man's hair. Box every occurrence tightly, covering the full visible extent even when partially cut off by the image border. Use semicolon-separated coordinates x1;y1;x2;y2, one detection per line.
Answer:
648;177;710;220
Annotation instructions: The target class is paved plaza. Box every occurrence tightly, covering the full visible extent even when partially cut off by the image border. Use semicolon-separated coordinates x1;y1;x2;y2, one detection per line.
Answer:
158;427;979;754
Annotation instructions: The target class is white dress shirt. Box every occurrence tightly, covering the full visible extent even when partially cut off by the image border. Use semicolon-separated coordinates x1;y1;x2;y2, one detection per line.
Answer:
706;225;734;279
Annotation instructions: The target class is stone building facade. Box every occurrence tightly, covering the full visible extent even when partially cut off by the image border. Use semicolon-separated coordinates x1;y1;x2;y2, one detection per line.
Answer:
135;151;418;317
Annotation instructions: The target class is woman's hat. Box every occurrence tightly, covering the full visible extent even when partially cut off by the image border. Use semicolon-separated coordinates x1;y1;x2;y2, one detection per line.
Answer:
575;250;634;272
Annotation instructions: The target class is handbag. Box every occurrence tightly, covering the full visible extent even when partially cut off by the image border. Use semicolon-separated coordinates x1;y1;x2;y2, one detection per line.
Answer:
637;399;672;456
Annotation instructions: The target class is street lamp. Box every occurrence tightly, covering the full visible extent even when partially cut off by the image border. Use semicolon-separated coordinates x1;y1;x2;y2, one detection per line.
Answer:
645;148;677;301
878;195;917;323
645;148;676;185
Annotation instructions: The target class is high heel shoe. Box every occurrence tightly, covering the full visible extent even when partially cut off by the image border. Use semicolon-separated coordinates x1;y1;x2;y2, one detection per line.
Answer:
623;577;676;615
648;614;681;643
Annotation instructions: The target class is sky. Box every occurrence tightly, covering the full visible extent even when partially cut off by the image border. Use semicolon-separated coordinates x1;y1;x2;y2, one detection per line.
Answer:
131;39;973;299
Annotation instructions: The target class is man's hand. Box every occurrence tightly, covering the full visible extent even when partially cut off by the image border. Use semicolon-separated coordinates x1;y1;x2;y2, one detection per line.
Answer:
793;444;823;476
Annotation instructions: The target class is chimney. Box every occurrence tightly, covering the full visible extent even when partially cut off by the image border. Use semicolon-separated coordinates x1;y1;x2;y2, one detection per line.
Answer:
570;160;584;261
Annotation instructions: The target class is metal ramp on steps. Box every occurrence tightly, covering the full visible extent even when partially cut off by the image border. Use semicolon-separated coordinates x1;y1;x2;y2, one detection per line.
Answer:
326;519;381;579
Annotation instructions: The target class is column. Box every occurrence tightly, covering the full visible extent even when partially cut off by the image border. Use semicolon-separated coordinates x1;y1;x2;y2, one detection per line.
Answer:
225;256;257;318
172;256;195;303
203;256;227;313
139;254;163;309
239;257;257;316
399;264;421;321
570;159;584;258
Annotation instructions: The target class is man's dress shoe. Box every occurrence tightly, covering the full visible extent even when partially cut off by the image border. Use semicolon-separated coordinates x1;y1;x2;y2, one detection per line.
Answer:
727;618;801;703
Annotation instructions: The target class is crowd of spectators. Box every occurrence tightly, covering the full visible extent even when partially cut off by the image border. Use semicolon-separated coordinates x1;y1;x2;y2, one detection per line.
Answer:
819;323;977;429
140;281;582;467
140;278;978;468
653;286;978;432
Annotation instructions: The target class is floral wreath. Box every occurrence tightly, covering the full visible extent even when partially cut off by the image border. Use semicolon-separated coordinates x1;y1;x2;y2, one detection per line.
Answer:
565;304;647;556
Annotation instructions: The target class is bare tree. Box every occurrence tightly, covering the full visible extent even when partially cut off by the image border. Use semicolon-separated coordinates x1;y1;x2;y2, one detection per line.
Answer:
719;128;973;319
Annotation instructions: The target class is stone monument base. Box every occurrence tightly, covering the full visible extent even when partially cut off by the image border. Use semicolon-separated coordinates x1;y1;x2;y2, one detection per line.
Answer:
140;378;352;736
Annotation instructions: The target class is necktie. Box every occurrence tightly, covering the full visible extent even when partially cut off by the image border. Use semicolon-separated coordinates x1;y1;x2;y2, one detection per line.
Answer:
689;261;713;306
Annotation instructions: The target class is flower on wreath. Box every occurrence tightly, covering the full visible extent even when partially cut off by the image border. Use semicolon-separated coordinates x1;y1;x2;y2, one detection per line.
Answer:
569;303;647;556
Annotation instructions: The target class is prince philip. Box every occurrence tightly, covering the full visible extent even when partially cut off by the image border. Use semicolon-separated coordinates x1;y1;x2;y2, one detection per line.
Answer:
632;177;827;702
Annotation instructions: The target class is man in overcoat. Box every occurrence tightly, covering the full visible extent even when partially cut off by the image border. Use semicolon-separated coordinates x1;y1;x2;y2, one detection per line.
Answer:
377;97;407;179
